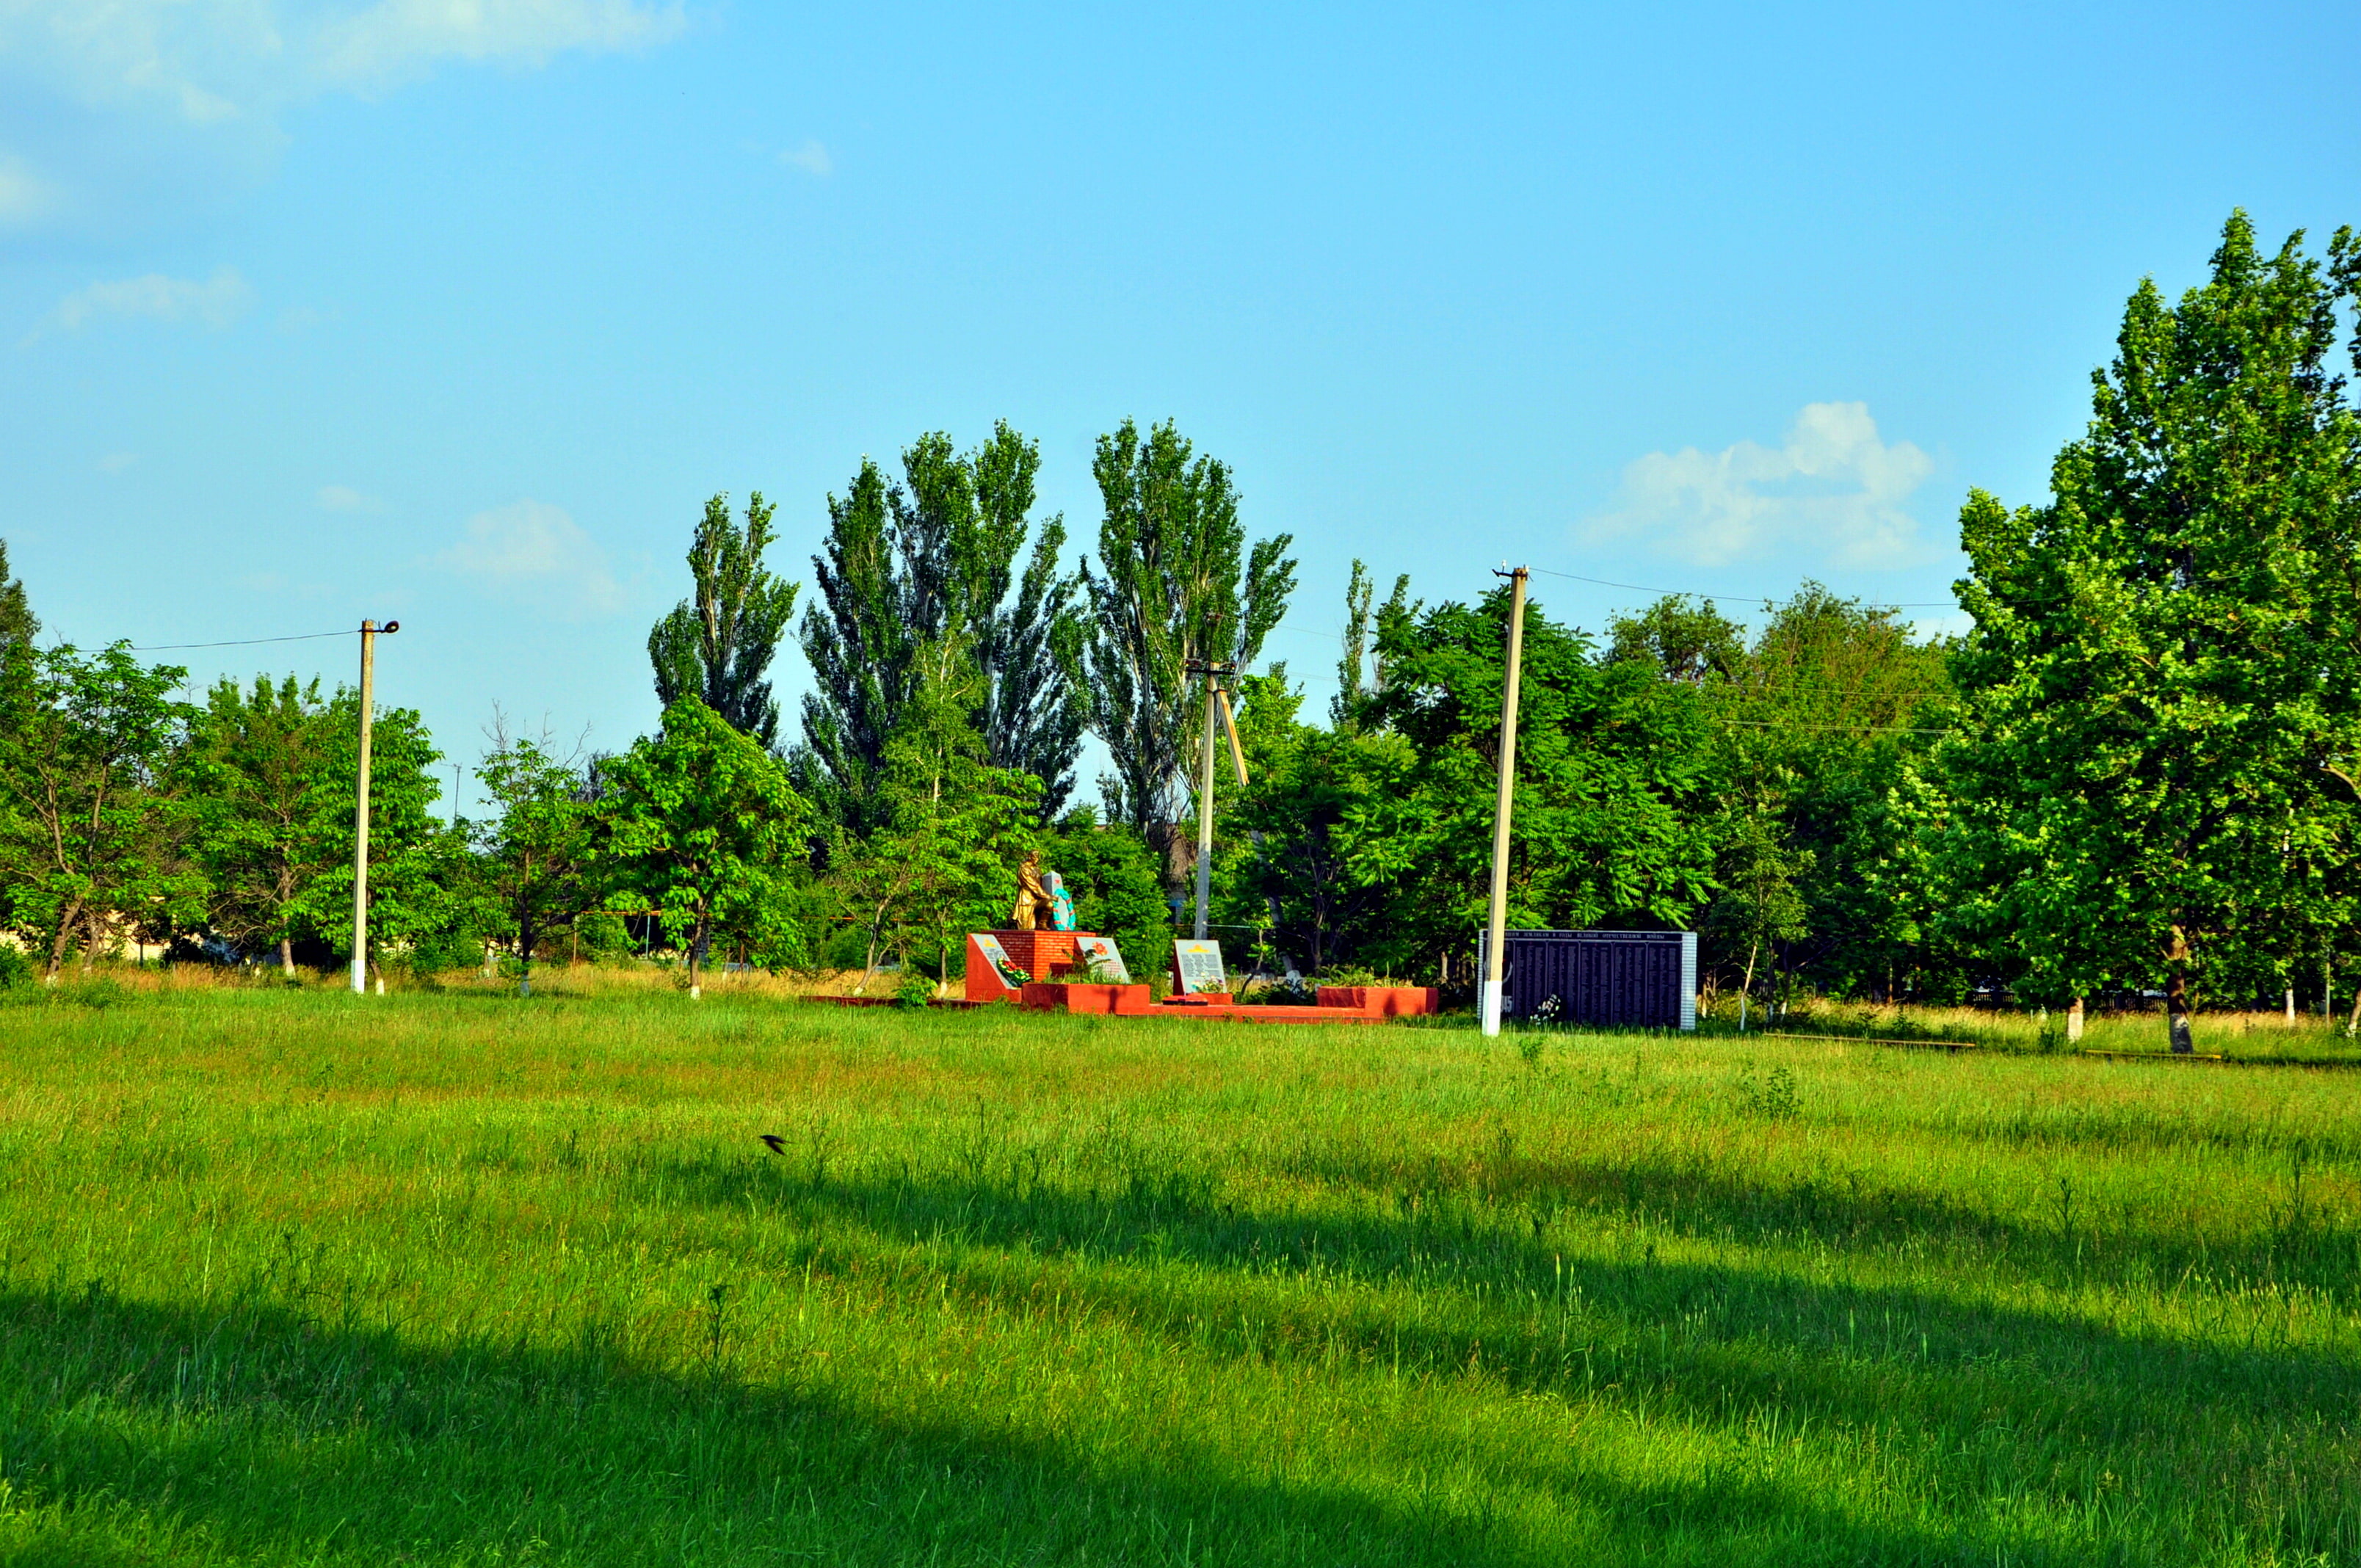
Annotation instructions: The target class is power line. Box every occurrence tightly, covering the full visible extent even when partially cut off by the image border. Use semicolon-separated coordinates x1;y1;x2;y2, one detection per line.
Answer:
126;629;358;653
1715;717;1955;733
1526;567;1960;609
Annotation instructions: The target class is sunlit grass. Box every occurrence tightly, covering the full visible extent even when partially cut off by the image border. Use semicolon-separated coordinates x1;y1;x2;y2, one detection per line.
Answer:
0;974;2354;1564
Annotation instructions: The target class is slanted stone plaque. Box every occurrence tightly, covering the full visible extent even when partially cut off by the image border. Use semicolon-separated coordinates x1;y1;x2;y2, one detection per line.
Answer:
1172;939;1226;995
971;933;1027;990
1077;934;1131;982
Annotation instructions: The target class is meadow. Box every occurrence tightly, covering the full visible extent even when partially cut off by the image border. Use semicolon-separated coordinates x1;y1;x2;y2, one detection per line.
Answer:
0;969;2356;1565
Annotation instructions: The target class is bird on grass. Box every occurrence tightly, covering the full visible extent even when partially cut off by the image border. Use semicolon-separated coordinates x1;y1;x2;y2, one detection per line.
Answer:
760;1133;786;1155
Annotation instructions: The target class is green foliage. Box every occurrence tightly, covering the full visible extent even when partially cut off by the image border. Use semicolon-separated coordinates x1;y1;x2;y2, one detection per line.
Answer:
0;537;35;650
650;492;799;749
283;691;463;972
1607;594;1745;685
602;698;816;987
183;674;330;972
474;728;599;990
1045;805;1172;976
1078;418;1297;870
1939;213;2361;1023
1219;668;1415;971
0;642;202;977
828;656;1041;990
1349;589;1717;975
798;427;1084;832
1331;557;1413;731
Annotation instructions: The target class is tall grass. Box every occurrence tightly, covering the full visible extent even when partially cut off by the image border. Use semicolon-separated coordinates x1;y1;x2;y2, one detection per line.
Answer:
0;979;2354;1564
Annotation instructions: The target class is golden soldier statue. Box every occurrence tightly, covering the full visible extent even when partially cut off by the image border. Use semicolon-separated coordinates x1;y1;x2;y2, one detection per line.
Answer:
1012;849;1052;931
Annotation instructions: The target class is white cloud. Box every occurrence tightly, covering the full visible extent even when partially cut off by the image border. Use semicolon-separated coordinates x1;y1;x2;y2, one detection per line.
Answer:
316;483;379;511
0;1;683;113
0;152;57;225
32;265;252;338
432;498;621;617
314;0;686;92
778;138;831;176
1583;402;1934;570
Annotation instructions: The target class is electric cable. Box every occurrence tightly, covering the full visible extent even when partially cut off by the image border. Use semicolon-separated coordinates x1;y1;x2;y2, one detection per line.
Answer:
126;629;359;653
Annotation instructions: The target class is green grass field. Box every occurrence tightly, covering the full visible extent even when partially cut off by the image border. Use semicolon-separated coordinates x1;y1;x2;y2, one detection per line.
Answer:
1;971;2356;1565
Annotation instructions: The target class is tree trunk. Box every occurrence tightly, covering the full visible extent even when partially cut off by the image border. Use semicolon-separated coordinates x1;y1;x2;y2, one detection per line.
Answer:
279;936;295;977
688;910;708;999
81;908;104;973
2066;995;2084;1045
46;899;81;982
2164;927;2194;1054
1739;940;1759;1032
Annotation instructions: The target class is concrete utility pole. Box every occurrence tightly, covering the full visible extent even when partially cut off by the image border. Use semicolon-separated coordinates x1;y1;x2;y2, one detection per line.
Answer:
350;619;397;995
1481;567;1529;1039
1185;658;1238;941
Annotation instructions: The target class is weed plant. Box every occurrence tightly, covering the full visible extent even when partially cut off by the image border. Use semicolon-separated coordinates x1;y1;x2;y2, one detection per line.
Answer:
0;978;2354;1564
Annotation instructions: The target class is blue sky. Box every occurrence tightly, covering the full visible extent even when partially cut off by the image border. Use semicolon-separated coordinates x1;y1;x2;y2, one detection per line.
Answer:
3;1;2354;811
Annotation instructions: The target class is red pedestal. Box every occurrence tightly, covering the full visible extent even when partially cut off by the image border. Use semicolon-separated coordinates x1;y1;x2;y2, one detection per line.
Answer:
1020;981;1153;1015
1316;985;1441;1017
965;930;1098;1003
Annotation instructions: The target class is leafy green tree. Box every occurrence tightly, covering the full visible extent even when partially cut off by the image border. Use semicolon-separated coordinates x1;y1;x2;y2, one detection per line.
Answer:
1044;805;1172;976
650;493;799;749
475;726;598;995
1711;586;1954;1003
1078;418;1296;876
1345;589;1717;979
828;648;1040;990
798;426;1082;829
1939;214;2361;1049
0;539;35;649
1214;667;1415;972
602;698;815;993
286;693;465;977
0;642;203;977
1607;595;1746;686
1707;814;1813;1028
184;674;331;974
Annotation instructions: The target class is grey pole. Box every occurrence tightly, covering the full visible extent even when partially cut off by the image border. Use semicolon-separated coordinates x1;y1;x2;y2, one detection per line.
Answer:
1193;674;1219;941
349;619;397;995
1480;568;1528;1037
350;620;377;995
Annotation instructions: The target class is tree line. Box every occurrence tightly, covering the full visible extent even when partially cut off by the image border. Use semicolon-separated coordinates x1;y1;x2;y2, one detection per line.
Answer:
8;215;2361;1042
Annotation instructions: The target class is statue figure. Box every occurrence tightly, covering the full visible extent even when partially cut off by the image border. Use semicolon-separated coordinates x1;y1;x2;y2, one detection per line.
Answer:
1012;850;1051;931
1045;871;1076;932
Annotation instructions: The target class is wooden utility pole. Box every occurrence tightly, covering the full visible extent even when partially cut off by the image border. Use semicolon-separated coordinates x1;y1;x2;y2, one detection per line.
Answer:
1481;567;1528;1039
350;619;396;995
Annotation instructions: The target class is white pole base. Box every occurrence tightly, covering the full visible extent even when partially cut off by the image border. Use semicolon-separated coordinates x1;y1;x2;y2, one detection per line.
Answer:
1480;980;1502;1038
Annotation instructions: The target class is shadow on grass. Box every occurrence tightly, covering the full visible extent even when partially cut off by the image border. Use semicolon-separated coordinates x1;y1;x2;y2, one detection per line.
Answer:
0;1283;1978;1568
639;1150;2361;1567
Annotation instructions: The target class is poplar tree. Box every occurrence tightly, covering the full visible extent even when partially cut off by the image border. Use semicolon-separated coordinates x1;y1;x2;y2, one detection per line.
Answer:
1078;418;1296;876
797;425;1083;829
649;493;799;750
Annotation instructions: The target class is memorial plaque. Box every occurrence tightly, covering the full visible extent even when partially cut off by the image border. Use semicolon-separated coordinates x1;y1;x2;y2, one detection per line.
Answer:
1172;940;1226;995
1077;934;1131;983
971;933;1029;990
1481;929;1697;1029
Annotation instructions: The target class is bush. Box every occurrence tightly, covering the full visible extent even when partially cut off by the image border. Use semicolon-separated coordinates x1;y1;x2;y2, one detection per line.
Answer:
0;945;29;990
894;973;936;1009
